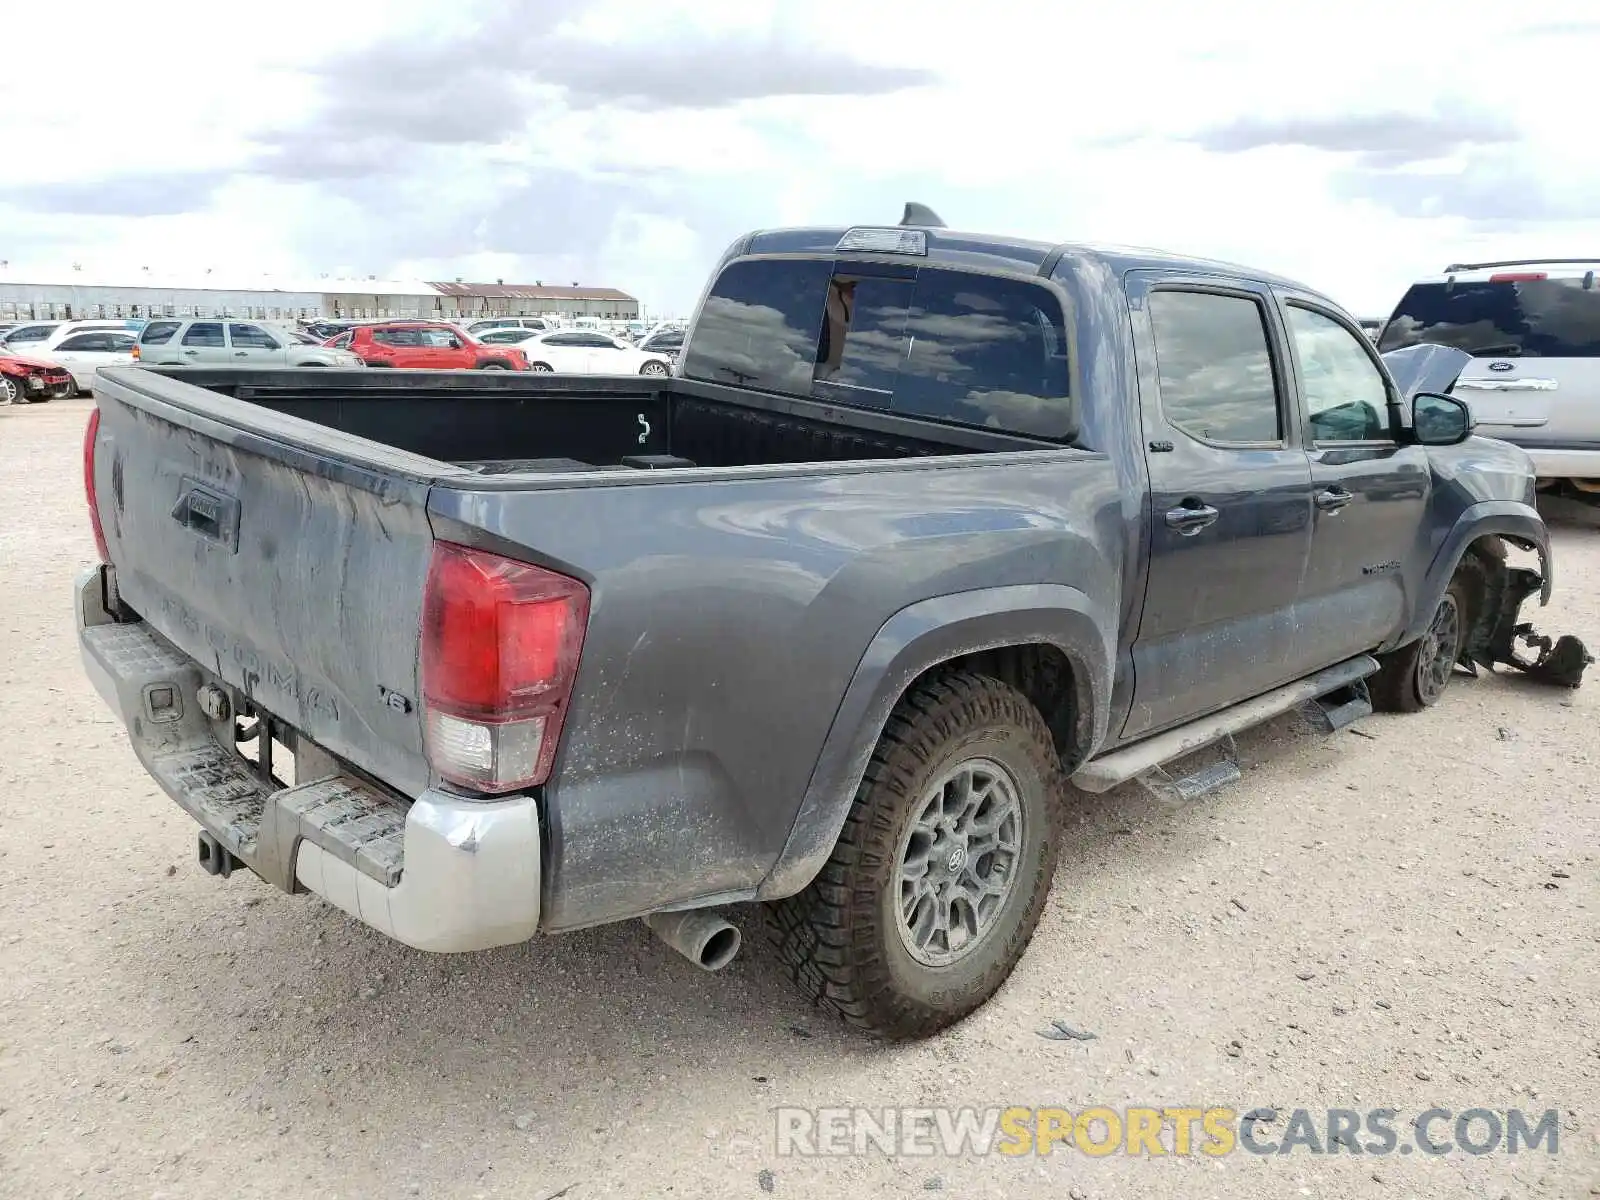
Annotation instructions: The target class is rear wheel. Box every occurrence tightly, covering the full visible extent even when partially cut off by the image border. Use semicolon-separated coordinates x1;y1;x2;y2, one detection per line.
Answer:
478;361;510;371
639;360;670;377
766;671;1062;1039
1371;574;1472;713
2;376;20;403
528;362;554;373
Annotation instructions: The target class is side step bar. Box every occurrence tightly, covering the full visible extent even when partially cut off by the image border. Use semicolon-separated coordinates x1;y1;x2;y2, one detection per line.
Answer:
1071;655;1380;794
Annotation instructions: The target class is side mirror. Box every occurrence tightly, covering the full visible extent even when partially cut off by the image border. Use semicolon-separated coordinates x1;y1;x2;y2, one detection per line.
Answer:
1412;391;1474;446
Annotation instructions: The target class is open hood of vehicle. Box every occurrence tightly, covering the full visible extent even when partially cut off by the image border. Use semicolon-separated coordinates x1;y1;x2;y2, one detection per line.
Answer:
1381;344;1473;402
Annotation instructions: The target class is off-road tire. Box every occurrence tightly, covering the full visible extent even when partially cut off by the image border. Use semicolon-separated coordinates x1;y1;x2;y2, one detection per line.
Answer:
1371;572;1477;713
765;671;1063;1039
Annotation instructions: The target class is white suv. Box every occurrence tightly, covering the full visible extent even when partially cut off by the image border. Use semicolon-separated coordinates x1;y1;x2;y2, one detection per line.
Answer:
1377;260;1600;492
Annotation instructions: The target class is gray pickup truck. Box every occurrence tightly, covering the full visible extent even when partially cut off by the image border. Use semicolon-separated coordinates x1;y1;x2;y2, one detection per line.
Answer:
78;207;1584;1040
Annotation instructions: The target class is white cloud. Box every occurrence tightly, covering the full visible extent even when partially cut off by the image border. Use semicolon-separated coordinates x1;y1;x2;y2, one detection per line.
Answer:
0;0;1597;318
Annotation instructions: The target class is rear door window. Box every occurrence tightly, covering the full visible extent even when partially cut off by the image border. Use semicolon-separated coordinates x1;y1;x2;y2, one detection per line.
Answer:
1147;290;1282;445
1378;278;1600;358
181;322;225;347
139;320;181;345
57;333;113;351
228;323;281;349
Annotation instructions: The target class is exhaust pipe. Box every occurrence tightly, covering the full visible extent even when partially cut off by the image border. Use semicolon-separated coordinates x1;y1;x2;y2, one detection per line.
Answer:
644;909;741;971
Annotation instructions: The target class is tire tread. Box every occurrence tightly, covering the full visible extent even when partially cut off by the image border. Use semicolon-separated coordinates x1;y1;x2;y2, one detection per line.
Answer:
764;670;1062;1039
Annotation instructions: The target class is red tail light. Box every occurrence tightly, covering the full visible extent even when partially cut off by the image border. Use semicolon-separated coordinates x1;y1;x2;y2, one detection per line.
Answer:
1489;272;1547;283
421;541;589;793
83;407;110;561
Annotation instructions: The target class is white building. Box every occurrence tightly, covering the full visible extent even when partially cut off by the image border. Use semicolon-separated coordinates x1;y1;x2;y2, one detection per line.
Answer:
0;269;638;324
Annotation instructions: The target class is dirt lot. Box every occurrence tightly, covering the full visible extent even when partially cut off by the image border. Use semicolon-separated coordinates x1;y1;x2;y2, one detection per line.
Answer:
1;396;1596;1199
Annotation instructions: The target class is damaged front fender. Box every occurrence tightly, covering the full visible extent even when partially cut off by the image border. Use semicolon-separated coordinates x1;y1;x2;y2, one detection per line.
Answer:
1468;564;1593;688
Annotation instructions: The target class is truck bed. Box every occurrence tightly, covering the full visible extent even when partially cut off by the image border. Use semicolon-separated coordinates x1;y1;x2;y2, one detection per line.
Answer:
145;366;1054;473
89;362;1116;931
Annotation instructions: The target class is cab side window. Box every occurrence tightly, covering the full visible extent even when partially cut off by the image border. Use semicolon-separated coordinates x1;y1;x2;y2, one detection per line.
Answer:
1286;306;1392;442
1148;290;1282;445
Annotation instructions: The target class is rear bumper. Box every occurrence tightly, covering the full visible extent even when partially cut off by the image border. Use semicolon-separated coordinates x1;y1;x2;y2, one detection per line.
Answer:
76;565;541;953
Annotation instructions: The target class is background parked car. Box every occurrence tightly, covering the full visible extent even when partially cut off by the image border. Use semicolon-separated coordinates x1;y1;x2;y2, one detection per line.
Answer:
636;325;686;362
35;327;138;393
0;351;75;403
478;328;672;375
2;320;136;352
465;317;550;336
135;319;365;368
329;322;528;370
1375;258;1600;494
303;320;357;341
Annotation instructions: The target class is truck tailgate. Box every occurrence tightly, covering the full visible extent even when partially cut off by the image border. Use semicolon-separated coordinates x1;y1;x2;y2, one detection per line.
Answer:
91;370;448;796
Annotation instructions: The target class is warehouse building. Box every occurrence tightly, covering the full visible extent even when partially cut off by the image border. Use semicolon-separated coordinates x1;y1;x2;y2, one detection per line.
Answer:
428;281;639;321
0;273;638;324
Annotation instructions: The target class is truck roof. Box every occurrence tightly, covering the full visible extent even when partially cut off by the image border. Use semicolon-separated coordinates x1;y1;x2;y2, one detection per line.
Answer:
742;224;1312;294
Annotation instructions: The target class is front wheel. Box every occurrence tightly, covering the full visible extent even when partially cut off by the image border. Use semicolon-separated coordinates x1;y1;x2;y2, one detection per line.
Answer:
766;671;1062;1039
528;362;554;373
1371;575;1471;713
639;360;670;377
2;375;20;403
478;361;510;371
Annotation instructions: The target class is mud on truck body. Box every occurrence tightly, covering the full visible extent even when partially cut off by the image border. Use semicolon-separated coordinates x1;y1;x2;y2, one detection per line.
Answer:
78;206;1589;1039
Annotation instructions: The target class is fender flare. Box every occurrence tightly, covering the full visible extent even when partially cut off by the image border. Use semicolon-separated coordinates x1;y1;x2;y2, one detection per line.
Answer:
1405;501;1550;643
756;583;1114;900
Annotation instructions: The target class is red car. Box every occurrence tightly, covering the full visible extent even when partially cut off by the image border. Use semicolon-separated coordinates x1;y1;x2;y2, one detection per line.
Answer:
0;352;75;404
326;322;529;371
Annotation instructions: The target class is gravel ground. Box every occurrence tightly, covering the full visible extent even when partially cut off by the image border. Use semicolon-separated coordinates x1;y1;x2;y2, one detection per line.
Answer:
1;396;1596;1200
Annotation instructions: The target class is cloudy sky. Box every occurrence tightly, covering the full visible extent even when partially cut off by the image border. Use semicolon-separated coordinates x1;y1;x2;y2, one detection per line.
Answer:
1;0;1595;317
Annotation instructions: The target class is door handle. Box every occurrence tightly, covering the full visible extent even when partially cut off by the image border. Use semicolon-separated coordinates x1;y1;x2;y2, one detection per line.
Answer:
1165;501;1220;535
234;350;248;357
1315;487;1353;513
182;349;198;356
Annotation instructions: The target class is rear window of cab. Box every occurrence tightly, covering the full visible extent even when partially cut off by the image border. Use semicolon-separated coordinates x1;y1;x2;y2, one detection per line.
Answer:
681;258;1074;440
